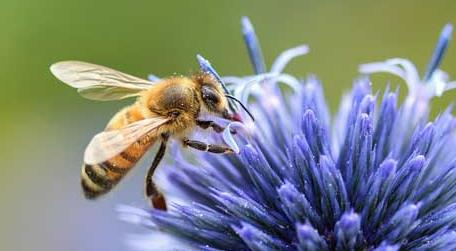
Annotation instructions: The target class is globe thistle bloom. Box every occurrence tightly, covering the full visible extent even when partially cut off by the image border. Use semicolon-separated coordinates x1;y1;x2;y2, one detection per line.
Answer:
120;18;456;251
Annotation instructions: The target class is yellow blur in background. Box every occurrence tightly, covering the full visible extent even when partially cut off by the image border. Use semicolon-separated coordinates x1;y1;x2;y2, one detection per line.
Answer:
1;1;456;250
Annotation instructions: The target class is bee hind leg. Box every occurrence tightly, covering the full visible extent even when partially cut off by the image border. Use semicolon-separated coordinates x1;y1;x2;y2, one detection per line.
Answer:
182;138;234;154
145;133;169;210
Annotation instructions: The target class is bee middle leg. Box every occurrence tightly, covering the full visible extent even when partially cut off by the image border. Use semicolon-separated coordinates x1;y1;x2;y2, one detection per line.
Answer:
145;133;169;210
196;120;236;134
182;138;234;154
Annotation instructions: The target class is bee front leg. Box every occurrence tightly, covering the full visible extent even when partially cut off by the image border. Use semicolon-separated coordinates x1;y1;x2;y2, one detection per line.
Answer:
196;120;236;134
182;138;234;154
145;133;169;210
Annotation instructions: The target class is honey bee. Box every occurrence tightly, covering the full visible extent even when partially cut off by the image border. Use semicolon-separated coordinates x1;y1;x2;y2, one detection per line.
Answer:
50;59;253;210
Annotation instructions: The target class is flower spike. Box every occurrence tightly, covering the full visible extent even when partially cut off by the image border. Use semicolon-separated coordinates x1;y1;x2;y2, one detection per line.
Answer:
241;16;266;74
123;21;456;251
423;23;453;81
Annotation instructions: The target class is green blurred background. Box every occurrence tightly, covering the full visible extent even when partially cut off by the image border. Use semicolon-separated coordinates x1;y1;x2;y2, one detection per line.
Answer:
1;0;456;250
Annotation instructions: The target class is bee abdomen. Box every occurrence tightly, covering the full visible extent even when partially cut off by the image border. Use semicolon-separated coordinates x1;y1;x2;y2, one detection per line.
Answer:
80;130;157;200
81;163;120;199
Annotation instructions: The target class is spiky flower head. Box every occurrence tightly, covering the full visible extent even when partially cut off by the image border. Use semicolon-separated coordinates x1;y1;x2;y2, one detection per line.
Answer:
120;18;456;251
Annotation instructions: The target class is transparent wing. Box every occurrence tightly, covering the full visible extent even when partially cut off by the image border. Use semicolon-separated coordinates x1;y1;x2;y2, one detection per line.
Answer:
84;117;169;165
50;61;156;101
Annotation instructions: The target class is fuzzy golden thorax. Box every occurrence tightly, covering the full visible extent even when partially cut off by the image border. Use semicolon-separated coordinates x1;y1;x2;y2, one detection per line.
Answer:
139;73;230;126
137;77;199;134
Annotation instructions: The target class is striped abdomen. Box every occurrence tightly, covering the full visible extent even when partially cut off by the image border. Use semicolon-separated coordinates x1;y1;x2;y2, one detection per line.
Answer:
81;105;157;199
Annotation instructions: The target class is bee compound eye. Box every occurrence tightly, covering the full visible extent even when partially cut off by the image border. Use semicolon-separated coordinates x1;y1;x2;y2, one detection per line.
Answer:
201;85;220;104
169;111;180;118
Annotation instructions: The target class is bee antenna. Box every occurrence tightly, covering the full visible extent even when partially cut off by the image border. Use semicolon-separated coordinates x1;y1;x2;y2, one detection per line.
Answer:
225;94;255;122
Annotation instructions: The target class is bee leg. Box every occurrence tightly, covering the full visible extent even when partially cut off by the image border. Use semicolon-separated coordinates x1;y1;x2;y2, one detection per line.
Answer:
196;120;236;134
182;138;234;154
145;133;169;210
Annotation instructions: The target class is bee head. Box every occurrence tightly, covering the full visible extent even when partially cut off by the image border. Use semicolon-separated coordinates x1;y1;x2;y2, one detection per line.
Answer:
193;72;254;122
193;73;228;114
195;55;254;122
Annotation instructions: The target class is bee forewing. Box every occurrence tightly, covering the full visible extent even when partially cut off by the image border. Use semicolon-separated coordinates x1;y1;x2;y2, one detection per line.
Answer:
50;61;156;101
84;117;169;165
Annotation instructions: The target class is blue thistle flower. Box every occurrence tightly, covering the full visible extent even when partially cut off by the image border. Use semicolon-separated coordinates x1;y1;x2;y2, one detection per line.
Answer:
120;19;456;251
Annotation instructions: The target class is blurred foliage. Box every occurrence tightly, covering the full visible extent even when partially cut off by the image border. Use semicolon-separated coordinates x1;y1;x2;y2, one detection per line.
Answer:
1;0;456;250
